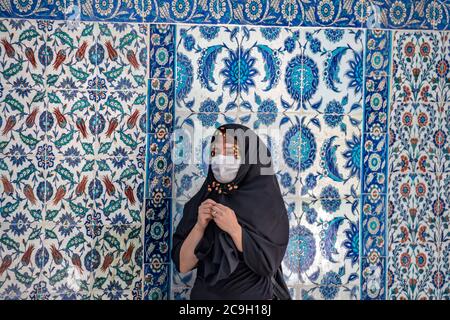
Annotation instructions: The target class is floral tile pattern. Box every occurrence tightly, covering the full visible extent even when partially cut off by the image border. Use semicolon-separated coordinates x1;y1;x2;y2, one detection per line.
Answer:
361;29;391;300
171;26;364;300
1;0;450;31
144;24;175;300
0;17;150;299
0;0;449;301
0;19;47;90
388;29;449;300
0;222;43;299
361;0;441;30
175;25;240;113
282;197;359;291
391;31;448;104
90;224;143;299
0;89;48;157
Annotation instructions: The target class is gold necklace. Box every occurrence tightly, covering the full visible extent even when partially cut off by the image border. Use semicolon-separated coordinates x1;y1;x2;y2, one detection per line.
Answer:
207;180;239;195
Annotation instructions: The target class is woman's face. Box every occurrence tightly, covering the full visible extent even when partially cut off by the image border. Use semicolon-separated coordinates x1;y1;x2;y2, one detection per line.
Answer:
211;131;240;160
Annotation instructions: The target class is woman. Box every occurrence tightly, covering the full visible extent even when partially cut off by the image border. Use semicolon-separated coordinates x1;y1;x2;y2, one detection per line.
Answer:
171;124;291;300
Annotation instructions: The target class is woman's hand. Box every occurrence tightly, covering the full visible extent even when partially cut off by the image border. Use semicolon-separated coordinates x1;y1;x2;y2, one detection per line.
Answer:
196;199;216;230
211;203;243;252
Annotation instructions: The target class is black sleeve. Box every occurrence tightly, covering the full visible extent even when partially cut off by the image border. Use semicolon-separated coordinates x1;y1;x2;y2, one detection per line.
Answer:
170;202;197;273
241;221;289;277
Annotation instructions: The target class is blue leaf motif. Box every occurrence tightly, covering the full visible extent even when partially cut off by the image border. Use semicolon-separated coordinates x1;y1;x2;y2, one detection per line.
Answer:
225;102;237;111
281;97;291;110
256;44;280;91
198;45;224;91
324;46;349;92
311;97;323;110
320;136;344;182
309;269;320;282
239;114;251;123
184;118;194;128
311;118;321;129
321;217;345;262
280;116;290;126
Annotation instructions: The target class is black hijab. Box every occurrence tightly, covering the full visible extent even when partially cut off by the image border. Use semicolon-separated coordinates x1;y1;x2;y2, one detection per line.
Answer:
171;124;290;296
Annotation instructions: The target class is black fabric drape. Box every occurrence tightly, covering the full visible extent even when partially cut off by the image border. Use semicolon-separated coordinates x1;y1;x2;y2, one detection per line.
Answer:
171;124;290;299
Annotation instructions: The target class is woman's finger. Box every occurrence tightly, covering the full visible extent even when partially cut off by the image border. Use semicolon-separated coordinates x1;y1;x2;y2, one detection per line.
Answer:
199;207;212;215
212;205;226;216
202;199;217;206
213;203;229;211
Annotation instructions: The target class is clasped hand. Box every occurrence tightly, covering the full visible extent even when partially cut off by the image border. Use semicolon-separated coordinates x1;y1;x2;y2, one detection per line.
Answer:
197;199;240;237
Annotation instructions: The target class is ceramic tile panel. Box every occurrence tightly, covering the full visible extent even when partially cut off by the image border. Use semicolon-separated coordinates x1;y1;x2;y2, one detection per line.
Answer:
0;222;43;299
361;0;440;30
144;23;175;300
2;0;449;31
360;29;391;300
0;19;48;90
387;28;449;301
175;25;240;113
299;28;364;115
0;89;48;157
391;30;448;104
282;197;359;289
238;26;301;112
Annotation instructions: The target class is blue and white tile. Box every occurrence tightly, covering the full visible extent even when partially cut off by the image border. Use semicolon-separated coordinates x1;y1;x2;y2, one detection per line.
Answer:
299;112;362;199
144;262;169;300
296;283;359;300
282;196;359;287
290;0;364;28
149;24;175;79
77;0;145;22
236;112;301;197
148;79;174;133
146;126;173;199
238;26;301;112
362;256;386;300
0;1;66;20
362;0;439;30
144;199;170;264
175;25;240;113
170;286;191;300
299;28;364;114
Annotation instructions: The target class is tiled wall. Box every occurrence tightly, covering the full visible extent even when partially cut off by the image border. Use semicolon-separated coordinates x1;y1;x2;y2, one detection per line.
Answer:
0;0;449;300
388;30;449;300
0;19;150;299
171;25;364;300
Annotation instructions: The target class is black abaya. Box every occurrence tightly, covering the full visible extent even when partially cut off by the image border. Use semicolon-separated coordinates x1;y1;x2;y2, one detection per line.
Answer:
171;124;290;300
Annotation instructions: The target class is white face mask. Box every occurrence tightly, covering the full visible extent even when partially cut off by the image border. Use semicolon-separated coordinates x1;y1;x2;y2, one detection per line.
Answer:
211;154;241;183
